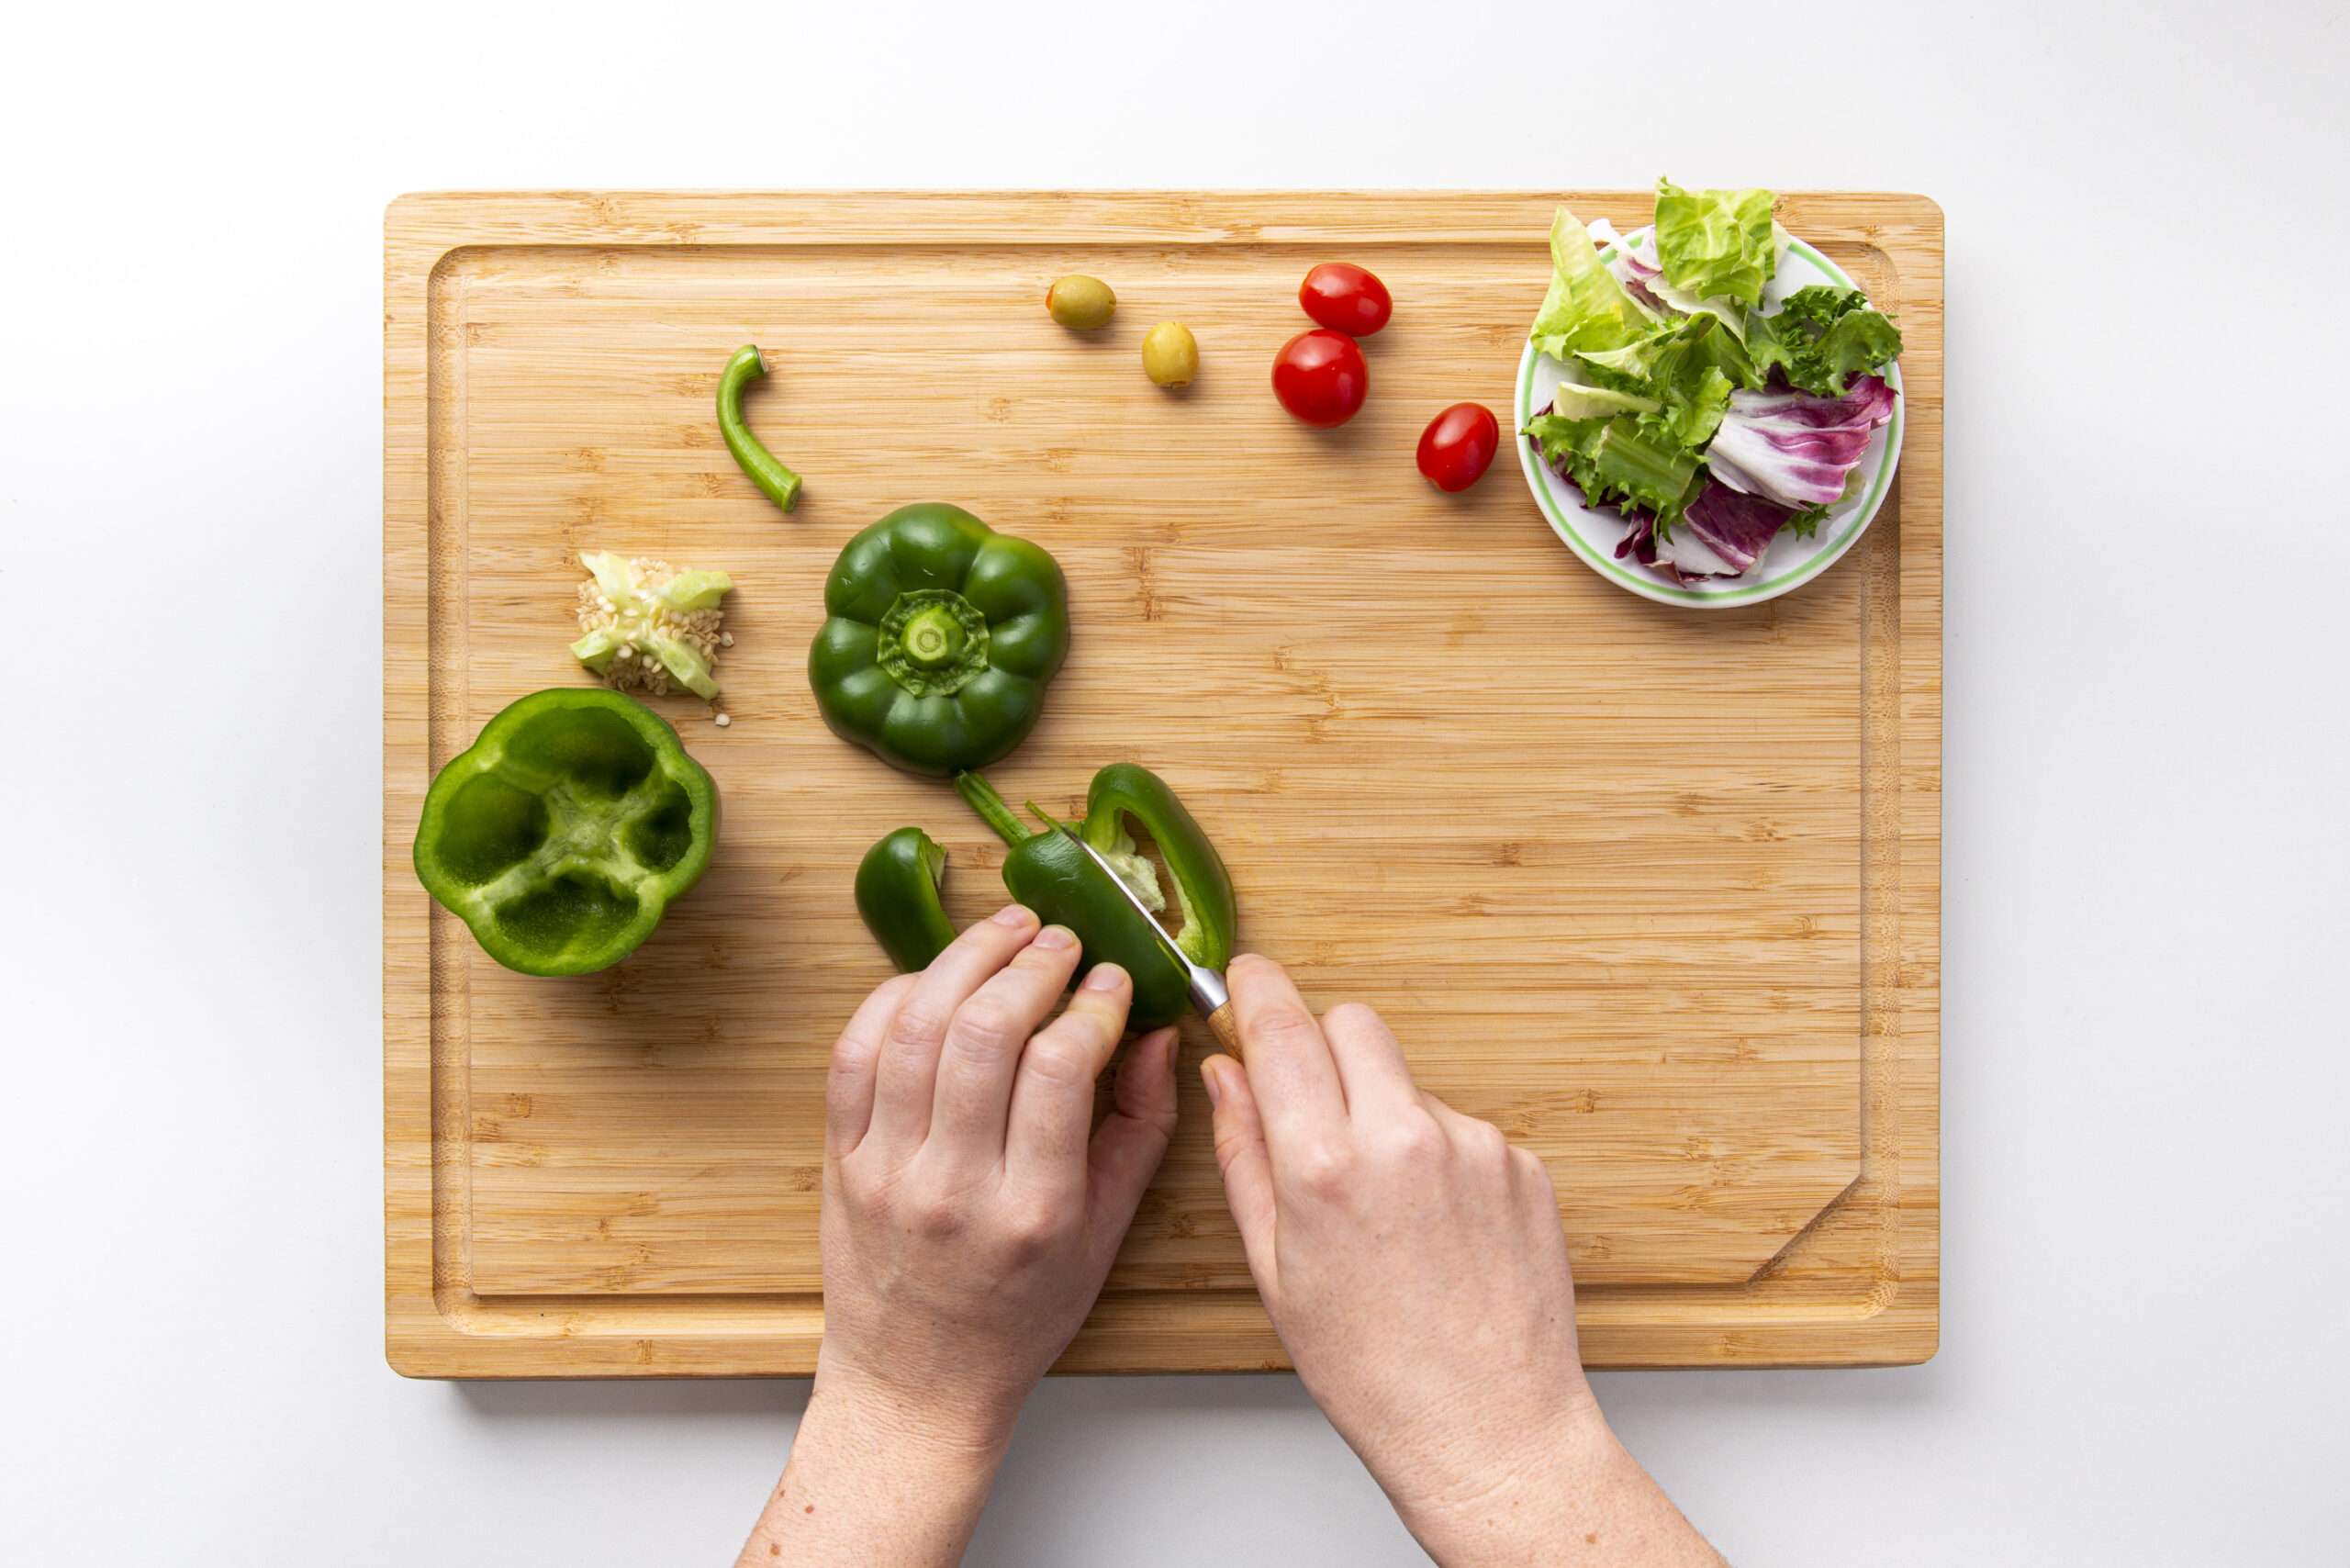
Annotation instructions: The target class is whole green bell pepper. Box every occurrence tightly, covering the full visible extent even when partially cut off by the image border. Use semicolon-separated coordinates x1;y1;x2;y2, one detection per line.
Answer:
808;503;1070;777
411;689;718;976
946;766;1236;1030
854;826;958;973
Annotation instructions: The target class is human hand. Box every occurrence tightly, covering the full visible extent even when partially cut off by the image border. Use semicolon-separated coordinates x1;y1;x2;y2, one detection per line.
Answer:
816;904;1181;1448
1203;957;1721;1564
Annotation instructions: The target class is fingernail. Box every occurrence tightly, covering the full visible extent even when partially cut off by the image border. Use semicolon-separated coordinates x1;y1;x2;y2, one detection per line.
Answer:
1080;962;1126;992
1201;1060;1224;1106
992;903;1036;927
1034;924;1076;950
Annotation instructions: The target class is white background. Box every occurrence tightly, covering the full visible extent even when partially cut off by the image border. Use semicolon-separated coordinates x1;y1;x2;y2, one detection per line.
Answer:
4;2;2345;1562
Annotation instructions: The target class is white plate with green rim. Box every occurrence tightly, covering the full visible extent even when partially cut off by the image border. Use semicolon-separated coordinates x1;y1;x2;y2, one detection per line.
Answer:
1515;232;1904;610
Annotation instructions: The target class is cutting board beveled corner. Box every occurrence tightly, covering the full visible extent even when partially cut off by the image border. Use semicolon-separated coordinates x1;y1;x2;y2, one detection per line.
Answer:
385;191;1942;1376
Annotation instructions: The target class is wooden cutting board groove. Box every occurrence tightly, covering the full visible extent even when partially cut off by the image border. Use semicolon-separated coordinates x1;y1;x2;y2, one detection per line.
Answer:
385;191;1941;1375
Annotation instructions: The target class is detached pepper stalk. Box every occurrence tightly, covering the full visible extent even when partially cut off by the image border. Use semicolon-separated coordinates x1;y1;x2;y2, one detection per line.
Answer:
718;344;802;514
946;766;1237;1031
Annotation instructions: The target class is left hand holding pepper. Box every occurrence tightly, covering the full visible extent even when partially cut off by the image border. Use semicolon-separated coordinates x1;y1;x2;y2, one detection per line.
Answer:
739;906;1181;1567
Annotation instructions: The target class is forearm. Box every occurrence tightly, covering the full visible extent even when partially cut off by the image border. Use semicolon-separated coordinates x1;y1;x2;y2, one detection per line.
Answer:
1398;1403;1726;1568
737;1363;1012;1568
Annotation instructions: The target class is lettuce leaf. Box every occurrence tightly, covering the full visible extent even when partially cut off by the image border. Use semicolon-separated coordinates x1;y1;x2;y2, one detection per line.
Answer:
1640;316;1753;446
1745;286;1904;397
1525;412;1702;532
1546;383;1660;420
1530;207;1655;361
1653;180;1779;309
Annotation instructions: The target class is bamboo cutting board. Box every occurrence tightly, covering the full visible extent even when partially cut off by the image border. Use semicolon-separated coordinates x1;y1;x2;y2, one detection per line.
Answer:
385;191;1941;1375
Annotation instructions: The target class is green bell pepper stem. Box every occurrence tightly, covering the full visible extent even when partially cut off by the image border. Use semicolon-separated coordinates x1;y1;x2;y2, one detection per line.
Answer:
718;344;802;514
410;689;718;977
955;768;1033;846
855;826;959;973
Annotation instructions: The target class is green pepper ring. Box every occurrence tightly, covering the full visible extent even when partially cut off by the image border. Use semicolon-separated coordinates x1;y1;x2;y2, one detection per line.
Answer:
412;689;718;977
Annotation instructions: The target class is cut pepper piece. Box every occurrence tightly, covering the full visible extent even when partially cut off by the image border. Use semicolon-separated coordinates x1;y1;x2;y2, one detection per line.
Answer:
1081;762;1236;973
855;826;958;974
951;764;1234;1031
411;689;718;976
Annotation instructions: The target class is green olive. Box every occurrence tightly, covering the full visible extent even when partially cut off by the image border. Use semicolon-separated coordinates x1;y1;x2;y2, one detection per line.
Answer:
1046;274;1116;330
1142;321;1198;388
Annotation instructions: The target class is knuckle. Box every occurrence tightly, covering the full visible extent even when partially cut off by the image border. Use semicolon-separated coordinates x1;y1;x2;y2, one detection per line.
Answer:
1023;1037;1096;1090
1380;1114;1448;1167
885;999;952;1051
1000;1199;1066;1260
949;994;1024;1057
1460;1120;1511;1166
1323;1002;1385;1039
910;1189;967;1240
1252;1004;1320;1045
1292;1141;1355;1199
824;1054;868;1104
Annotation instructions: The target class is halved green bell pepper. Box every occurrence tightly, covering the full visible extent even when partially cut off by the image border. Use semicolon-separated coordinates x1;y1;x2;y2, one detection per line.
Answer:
946;765;1236;1030
411;689;718;977
808;503;1070;777
854;826;958;974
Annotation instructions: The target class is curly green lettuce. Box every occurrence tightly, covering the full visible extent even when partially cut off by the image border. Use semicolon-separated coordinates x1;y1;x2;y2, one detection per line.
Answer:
1743;286;1905;397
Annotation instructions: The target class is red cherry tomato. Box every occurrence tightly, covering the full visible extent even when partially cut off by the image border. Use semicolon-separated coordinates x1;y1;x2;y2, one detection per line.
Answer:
1416;403;1500;492
1299;263;1393;336
1271;330;1370;428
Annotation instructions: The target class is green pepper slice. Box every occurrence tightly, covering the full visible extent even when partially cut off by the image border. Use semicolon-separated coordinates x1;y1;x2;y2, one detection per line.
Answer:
952;766;1235;1031
718;344;802;514
411;689;718;976
1081;762;1237;971
854;826;958;973
809;503;1070;776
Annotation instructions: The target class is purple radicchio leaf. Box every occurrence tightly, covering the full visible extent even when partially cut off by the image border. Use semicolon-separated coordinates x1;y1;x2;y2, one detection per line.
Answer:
1706;374;1897;510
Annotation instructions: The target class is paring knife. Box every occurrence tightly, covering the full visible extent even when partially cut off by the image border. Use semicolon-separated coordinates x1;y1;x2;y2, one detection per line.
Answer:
1058;827;1241;1056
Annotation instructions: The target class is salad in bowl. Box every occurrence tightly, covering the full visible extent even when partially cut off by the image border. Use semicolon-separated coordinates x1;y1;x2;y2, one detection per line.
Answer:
1519;181;1904;602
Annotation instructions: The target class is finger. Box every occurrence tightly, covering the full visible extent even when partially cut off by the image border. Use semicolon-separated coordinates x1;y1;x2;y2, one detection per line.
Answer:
827;973;918;1157
1004;962;1132;1188
1203;1053;1279;1297
1084;1026;1182;1271
1319;1002;1421;1122
1226;955;1347;1154
927;924;1083;1169
867;904;1040;1152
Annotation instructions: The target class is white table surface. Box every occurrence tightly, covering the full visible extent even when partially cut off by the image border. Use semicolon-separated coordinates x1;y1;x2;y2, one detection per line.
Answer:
6;2;2346;1562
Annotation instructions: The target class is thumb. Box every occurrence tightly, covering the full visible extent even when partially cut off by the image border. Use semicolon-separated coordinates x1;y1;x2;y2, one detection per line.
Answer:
1203;1054;1279;1301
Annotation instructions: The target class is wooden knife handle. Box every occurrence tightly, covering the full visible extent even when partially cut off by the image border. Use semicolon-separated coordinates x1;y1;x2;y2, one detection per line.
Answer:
1203;1000;1241;1058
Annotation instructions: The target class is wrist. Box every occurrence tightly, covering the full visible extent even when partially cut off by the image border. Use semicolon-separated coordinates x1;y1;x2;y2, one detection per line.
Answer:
1388;1381;1619;1562
809;1345;1024;1466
